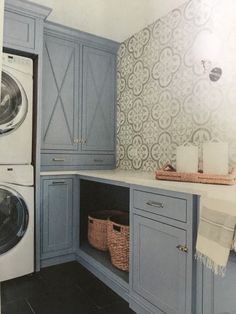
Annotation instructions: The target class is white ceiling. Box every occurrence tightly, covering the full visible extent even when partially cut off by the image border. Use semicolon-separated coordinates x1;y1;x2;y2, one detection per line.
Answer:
30;0;187;42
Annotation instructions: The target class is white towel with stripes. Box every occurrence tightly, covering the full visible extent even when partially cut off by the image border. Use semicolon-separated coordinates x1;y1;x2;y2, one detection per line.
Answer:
196;196;236;276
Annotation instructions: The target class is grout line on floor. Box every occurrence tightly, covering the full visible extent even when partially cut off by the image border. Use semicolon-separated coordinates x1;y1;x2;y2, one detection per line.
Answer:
25;298;35;314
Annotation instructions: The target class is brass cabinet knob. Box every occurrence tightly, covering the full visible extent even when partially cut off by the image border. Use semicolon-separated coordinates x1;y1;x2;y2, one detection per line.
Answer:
176;245;188;253
74;138;87;144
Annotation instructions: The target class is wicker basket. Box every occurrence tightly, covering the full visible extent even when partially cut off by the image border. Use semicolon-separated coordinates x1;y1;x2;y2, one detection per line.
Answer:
88;210;125;251
107;214;129;272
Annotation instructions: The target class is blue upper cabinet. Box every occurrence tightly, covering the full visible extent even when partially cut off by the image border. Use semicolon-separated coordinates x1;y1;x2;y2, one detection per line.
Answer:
4;11;36;50
41;33;79;151
4;0;51;53
81;46;116;152
40;22;119;170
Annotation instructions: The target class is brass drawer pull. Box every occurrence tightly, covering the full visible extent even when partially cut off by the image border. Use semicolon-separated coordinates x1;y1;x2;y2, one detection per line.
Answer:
146;201;164;208
94;159;103;163
176;245;188;253
52;181;65;185
52;158;65;162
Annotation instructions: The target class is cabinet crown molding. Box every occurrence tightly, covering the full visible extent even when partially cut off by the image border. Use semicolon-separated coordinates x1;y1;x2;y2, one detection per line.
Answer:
44;21;120;53
5;0;52;20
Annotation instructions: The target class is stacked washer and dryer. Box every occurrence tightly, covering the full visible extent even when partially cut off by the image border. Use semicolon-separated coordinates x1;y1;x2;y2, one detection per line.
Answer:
0;53;34;282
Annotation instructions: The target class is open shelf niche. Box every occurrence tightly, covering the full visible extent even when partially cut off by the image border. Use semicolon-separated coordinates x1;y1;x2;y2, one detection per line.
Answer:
79;179;130;285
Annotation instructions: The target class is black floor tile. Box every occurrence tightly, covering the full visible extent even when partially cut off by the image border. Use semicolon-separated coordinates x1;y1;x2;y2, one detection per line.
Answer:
1;299;33;314
27;294;64;314
1;273;47;305
81;278;122;309
1;261;134;314
52;286;97;314
98;300;136;314
40;262;96;291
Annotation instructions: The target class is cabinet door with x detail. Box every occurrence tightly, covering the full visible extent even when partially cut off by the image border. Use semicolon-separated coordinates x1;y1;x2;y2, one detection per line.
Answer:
41;34;80;152
81;46;116;152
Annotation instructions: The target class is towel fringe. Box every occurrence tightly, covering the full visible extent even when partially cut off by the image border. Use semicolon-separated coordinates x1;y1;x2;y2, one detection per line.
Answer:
195;251;226;277
232;230;236;251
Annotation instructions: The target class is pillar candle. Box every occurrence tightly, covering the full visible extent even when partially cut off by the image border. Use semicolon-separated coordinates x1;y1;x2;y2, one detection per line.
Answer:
176;145;198;173
203;142;229;175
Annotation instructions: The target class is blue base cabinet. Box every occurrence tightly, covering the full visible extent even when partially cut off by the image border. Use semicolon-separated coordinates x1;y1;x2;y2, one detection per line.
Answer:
201;253;236;314
130;186;197;314
40;176;78;267
132;215;188;314
39;175;236;313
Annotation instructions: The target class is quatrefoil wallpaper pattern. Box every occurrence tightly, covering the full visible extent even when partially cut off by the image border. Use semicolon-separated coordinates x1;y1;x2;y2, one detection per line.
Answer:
116;0;236;171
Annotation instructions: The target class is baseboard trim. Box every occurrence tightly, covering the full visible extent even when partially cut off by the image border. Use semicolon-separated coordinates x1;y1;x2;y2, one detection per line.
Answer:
76;252;129;302
40;253;76;268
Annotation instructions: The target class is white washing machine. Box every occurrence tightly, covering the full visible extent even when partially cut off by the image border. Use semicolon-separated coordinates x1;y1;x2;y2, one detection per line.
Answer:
0;165;34;282
0;53;33;164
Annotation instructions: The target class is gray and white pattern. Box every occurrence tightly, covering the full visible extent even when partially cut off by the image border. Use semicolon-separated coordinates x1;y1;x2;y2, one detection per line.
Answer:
117;0;236;171
128;61;149;96
152;48;181;87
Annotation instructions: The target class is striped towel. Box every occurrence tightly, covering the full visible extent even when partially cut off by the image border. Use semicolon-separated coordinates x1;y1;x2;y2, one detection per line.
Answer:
196;196;236;276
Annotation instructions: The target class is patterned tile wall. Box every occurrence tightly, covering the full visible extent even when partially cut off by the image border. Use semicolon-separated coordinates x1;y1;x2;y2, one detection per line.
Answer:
116;0;236;171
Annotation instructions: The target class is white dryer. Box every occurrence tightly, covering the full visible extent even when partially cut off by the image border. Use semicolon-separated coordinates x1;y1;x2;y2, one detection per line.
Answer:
0;53;33;164
0;165;34;282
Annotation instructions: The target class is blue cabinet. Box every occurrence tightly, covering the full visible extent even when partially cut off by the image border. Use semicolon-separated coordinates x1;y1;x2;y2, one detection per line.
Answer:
41;23;118;170
40;176;77;267
41;33;80;152
4;11;36;50
201;253;236;314
82;46;116;152
4;0;51;53
130;187;196;314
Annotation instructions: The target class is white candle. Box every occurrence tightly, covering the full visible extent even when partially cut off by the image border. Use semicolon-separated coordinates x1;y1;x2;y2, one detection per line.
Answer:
176;145;198;173
203;142;229;175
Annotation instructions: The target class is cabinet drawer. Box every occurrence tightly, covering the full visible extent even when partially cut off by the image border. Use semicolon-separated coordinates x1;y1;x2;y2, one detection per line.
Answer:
78;154;115;166
133;189;187;222
41;154;79;166
41;154;115;167
4;11;35;50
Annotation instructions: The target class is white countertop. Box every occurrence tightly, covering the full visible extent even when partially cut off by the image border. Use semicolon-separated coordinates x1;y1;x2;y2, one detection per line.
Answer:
40;169;236;203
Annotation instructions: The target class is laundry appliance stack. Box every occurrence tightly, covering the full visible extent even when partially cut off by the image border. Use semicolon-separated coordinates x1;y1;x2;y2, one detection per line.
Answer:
0;53;34;282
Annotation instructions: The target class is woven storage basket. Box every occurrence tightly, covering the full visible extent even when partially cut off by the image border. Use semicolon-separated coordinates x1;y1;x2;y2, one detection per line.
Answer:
88;210;125;251
107;214;129;272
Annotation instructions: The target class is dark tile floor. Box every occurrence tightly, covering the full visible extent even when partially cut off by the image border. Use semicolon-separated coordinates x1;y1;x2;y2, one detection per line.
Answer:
1;262;135;314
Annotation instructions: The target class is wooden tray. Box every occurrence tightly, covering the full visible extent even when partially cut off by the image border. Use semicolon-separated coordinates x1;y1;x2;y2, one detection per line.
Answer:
155;164;236;185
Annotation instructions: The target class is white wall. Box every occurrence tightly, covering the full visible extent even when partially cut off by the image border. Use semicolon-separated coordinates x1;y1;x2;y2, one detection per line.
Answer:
30;0;186;42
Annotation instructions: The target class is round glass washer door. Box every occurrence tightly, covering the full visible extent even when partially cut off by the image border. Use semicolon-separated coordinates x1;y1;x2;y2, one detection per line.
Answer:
0;71;28;135
0;186;29;255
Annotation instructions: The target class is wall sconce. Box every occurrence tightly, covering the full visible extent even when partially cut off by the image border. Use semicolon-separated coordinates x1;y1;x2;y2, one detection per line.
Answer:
201;59;212;73
201;60;222;82
194;30;222;81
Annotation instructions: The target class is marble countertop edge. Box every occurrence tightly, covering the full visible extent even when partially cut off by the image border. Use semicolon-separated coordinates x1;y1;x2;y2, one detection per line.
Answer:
40;169;236;203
